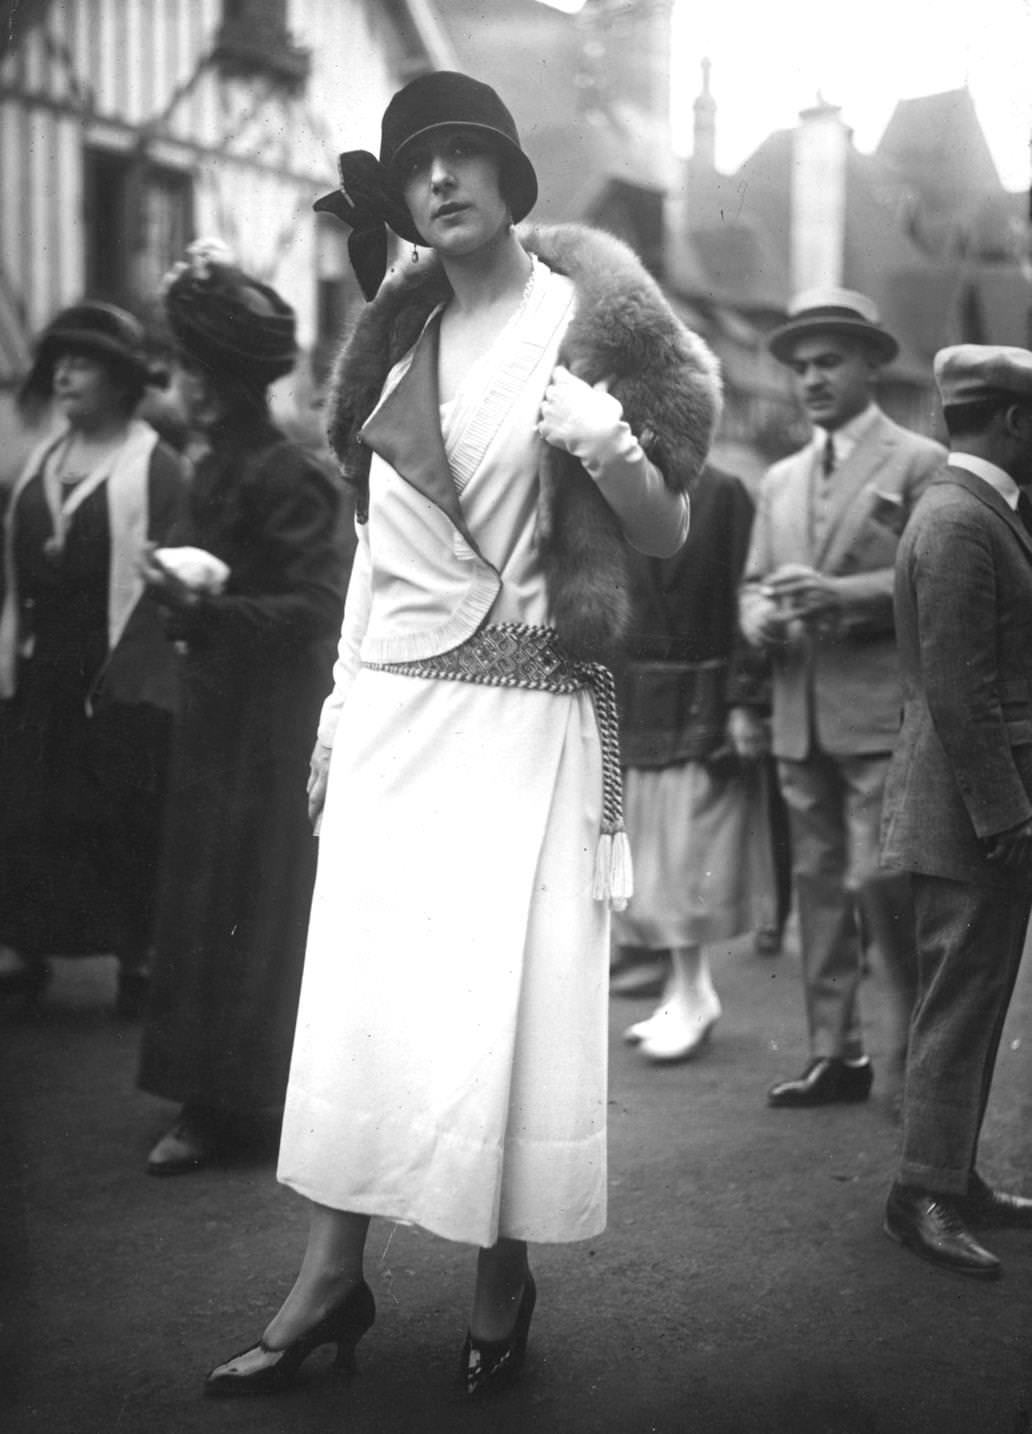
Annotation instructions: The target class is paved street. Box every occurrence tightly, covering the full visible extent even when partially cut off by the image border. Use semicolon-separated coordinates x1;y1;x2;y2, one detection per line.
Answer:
3;930;1031;1434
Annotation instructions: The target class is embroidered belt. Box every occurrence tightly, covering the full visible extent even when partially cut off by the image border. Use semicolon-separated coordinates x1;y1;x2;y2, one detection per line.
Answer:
365;622;633;910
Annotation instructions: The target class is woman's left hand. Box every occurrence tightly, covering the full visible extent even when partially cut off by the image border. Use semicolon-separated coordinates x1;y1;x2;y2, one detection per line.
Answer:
537;365;625;463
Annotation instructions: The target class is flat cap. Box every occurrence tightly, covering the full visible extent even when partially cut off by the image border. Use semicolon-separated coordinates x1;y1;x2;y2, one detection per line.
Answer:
934;344;1032;408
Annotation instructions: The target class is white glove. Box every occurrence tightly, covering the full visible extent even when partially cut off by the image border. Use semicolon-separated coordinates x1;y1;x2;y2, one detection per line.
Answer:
537;366;643;479
150;546;230;594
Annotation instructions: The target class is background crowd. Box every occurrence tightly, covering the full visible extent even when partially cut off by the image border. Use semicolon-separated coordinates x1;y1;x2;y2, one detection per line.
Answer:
1;52;1031;1416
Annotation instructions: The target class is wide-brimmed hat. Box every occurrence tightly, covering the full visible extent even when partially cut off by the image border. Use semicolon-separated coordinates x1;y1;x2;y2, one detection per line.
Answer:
162;240;296;386
21;301;157;402
768;287;899;365
934;344;1032;408
313;72;538;298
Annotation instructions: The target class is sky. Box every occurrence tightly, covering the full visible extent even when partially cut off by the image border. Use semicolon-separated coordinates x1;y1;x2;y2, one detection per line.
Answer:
669;0;1032;191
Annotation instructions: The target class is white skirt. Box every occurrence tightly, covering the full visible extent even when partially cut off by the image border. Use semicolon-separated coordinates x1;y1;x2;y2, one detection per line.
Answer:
277;668;609;1248
614;760;776;950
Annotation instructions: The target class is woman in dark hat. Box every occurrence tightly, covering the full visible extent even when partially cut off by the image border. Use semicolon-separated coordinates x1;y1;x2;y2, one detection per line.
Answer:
205;73;720;1400
0;302;187;1013
136;241;345;1176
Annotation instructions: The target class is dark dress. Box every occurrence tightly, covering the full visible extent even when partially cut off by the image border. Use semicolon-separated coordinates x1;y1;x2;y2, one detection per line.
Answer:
617;464;760;766
138;415;345;1115
0;435;186;961
613;465;775;948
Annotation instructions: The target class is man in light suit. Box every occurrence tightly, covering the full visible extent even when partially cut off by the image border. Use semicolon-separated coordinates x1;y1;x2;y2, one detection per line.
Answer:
881;345;1032;1278
740;289;944;1107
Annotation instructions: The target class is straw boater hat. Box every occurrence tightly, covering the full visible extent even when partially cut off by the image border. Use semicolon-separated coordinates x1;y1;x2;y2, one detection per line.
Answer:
768;286;900;365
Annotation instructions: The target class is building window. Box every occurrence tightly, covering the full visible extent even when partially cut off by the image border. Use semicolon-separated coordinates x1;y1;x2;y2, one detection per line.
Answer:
84;149;131;303
84;148;193;311
215;0;310;89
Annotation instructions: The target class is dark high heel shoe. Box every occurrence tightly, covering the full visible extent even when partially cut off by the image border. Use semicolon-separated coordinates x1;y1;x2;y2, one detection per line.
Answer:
204;1280;375;1398
461;1273;536;1398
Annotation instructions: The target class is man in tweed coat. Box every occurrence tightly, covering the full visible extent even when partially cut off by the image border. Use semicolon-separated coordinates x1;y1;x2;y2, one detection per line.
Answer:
881;345;1032;1278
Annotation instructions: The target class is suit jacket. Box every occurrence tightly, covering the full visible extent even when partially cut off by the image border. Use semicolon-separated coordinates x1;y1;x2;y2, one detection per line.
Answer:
740;409;944;759
881;465;1032;889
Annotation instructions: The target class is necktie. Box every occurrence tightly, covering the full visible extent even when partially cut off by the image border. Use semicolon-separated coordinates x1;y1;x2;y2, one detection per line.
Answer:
1017;492;1032;538
821;432;836;478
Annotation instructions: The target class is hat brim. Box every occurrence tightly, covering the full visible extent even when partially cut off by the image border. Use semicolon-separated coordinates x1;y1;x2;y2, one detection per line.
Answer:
34;327;155;382
386;123;538;244
768;315;899;365
22;327;161;403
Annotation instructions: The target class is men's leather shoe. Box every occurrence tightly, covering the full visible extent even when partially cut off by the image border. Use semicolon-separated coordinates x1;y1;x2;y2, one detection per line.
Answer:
884;1182;1001;1279
961;1173;1032;1229
767;1056;873;1108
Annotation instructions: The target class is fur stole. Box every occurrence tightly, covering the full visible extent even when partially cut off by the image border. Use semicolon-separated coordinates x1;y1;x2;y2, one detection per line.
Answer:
324;223;721;660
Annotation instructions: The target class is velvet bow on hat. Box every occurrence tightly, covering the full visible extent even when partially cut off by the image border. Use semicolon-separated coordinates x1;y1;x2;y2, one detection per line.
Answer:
313;71;538;300
314;151;418;301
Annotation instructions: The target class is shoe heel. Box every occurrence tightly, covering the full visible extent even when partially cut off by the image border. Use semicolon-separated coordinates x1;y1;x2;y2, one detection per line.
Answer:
463;1274;537;1397
205;1280;375;1399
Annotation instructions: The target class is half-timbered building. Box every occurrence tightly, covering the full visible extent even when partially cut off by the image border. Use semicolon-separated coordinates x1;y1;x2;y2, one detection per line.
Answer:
0;0;454;463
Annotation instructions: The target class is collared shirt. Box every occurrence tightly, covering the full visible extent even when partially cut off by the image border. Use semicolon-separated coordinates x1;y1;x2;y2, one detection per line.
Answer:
808;404;880;553
948;452;1020;510
812;403;880;469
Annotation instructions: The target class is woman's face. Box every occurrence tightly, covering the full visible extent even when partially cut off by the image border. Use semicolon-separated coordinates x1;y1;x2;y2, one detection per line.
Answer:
51;351;130;430
398;126;509;256
173;358;225;431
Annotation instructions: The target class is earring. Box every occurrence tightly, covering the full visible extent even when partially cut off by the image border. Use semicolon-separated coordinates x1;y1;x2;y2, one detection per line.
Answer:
411;244;419;263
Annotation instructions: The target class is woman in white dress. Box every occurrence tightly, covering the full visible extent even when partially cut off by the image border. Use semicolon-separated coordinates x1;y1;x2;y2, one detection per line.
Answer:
205;71;721;1401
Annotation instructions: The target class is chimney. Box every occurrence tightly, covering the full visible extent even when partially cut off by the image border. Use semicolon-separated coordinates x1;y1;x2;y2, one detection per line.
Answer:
791;99;849;293
692;57;716;169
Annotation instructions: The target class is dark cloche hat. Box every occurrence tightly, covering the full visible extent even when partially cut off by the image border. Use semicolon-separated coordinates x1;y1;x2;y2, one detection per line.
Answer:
21;300;157;402
379;71;538;239
768;287;900;365
313;71;538;284
162;239;297;386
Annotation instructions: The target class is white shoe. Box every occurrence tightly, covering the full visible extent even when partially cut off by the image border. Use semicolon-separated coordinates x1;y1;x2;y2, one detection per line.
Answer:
639;996;722;1063
623;1005;670;1045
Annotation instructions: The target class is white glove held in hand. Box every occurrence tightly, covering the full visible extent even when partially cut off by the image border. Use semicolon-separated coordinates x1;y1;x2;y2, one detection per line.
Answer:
537;366;643;479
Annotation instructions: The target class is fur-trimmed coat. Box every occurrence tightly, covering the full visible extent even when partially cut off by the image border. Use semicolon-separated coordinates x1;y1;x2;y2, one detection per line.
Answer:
324;223;721;660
